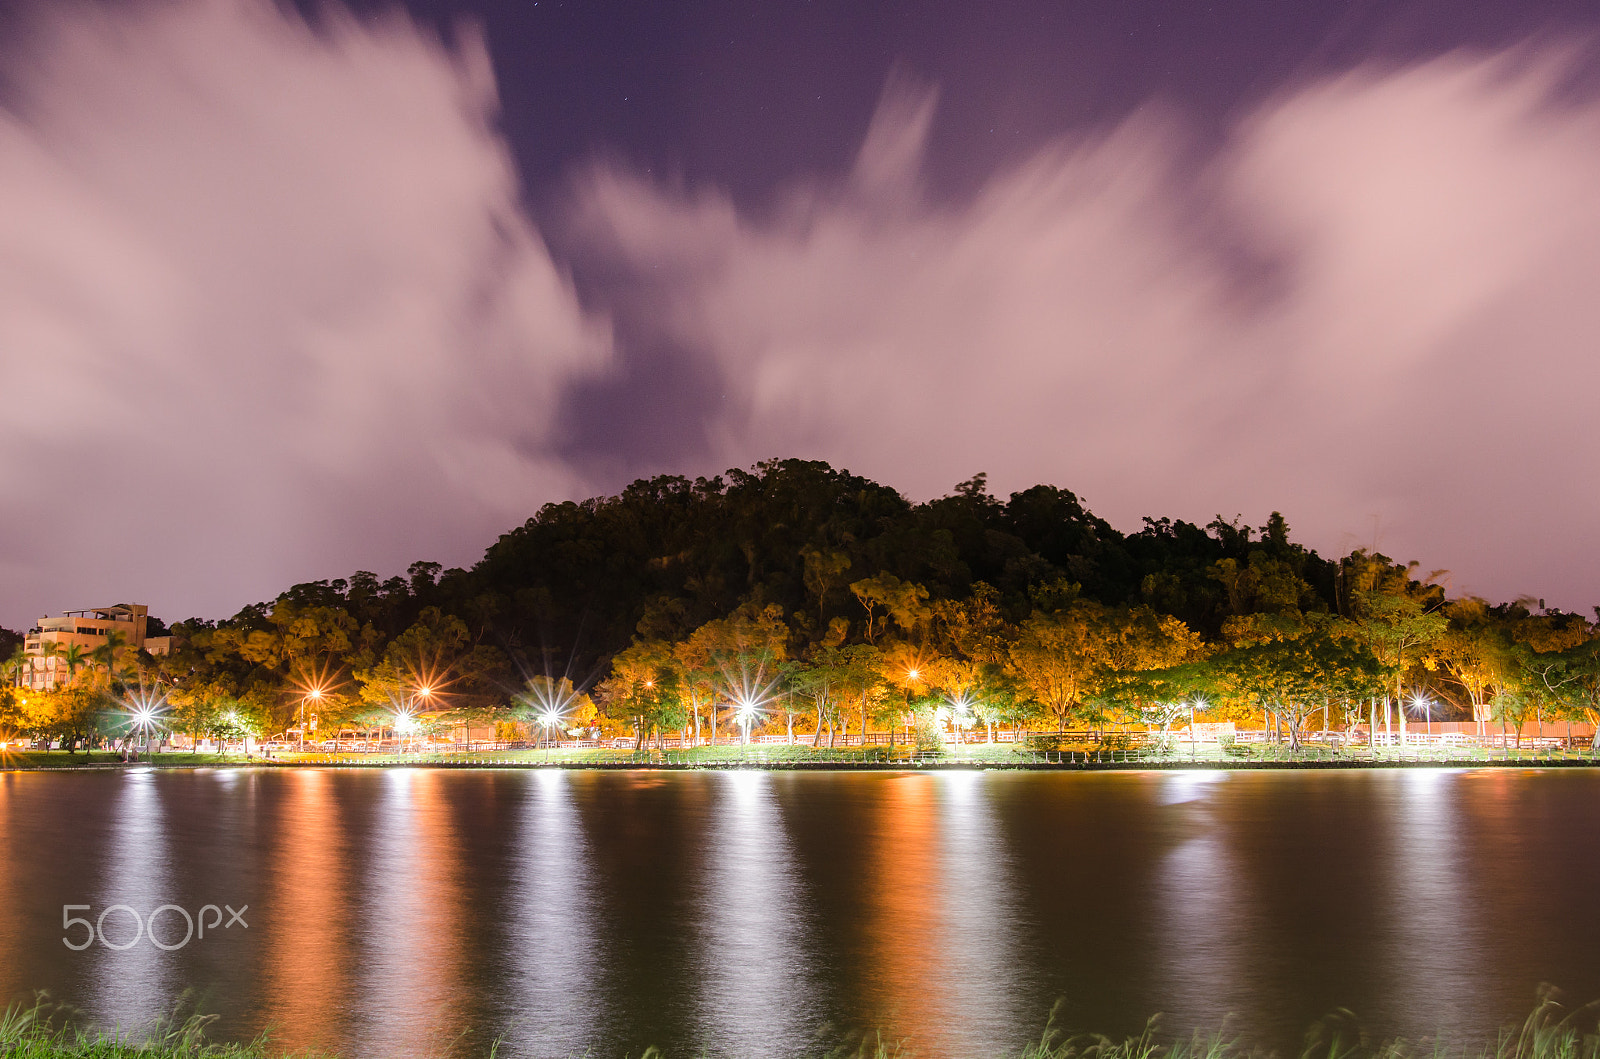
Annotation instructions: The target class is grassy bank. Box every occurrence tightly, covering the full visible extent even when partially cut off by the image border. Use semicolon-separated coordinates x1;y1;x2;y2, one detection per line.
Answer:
5;995;1599;1059
5;743;1600;772
0;1002;282;1058
0;750;254;769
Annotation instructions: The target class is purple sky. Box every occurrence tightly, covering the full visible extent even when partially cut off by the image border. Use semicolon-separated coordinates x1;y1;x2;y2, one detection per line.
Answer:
3;0;1600;629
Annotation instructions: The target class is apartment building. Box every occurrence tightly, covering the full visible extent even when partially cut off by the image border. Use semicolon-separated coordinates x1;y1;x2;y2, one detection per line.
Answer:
18;603;171;690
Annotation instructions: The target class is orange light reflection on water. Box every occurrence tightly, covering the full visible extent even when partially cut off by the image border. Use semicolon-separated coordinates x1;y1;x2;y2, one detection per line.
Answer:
860;773;947;1053
256;769;352;1053
348;768;472;1058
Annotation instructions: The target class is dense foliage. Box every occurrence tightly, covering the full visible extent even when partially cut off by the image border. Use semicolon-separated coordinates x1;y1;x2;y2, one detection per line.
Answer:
5;459;1599;750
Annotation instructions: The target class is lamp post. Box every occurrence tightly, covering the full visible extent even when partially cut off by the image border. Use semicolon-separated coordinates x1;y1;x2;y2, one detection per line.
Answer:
1409;692;1435;738
906;668;920;745
539;708;562;761
735;698;758;746
412;685;433;753
300;687;322;751
132;708;157;759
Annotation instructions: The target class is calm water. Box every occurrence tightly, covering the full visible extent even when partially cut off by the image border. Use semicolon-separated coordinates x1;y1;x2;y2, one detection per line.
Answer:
1;767;1597;1058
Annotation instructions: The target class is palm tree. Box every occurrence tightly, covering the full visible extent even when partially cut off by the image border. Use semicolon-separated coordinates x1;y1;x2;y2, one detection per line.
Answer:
2;647;26;688
59;644;89;685
35;640;63;689
89;630;127;683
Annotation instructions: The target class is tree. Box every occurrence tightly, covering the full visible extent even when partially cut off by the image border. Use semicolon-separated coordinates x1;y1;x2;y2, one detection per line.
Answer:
1430;600;1516;736
1342;551;1448;747
25;686;112;754
1532;639;1600;750
59;644;90;686
1207;618;1384;753
801;545;853;627
796;647;853;747
680;604;789;744
599;641;684;750
849;573;929;645
2;646;26;689
88;629;128;685
836;643;886;743
1007;602;1111;733
0;686;23;740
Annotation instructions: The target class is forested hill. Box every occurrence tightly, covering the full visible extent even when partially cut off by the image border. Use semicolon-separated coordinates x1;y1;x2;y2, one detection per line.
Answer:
202;458;1338;686
24;456;1600;746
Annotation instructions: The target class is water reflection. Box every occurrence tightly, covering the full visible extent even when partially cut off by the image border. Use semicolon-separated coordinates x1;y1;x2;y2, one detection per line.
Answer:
934;772;1026;1057
257;769;354;1053
348;769;470;1058
0;774;17;979
851;773;940;1048
503;768;599;1058
1152;771;1247;1024
89;770;172;1028
4;768;1600;1059
1386;770;1478;1034
688;770;816;1057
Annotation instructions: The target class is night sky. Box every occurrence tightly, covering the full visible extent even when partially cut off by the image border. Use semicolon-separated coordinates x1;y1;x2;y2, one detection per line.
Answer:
3;0;1600;628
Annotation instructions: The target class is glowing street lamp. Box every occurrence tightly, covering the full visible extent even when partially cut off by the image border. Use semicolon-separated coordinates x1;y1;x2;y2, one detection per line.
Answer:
733;696;761;745
406;685;434;751
903;668;923;744
299;687;323;750
1408;691;1436;737
393;710;420;753
1189;696;1209;760
538;707;564;760
942;693;975;744
132;708;157;757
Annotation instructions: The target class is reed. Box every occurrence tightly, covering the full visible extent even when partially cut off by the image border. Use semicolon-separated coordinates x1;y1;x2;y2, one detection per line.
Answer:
4;993;1597;1059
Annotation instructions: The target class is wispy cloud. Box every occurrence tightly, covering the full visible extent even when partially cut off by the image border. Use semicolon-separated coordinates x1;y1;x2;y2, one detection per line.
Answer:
4;5;1595;626
0;0;609;625
575;53;1600;608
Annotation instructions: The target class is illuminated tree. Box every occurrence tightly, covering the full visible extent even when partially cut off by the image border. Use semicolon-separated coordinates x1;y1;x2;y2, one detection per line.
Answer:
849;572;929;645
87;630;125;687
1342;551;1448;747
1208;618;1384;752
1007;602;1108;733
1429;599;1517;736
598;641;682;751
59;644;91;685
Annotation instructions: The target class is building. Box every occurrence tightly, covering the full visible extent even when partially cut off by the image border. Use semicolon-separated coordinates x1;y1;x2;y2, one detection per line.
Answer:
19;604;172;690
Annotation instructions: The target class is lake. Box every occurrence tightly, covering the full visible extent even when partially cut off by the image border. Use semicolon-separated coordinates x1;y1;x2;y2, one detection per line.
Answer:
1;767;1597;1058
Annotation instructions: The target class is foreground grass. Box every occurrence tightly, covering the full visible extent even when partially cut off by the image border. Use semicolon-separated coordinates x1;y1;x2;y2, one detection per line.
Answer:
0;1001;285;1058
6;994;1600;1059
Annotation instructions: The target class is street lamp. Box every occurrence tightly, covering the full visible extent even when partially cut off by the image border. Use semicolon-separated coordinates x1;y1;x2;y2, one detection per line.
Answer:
734;696;760;745
539;707;563;760
393;711;419;753
132;708;157;758
944;693;974;745
1408;691;1435;737
300;687;323;750
904;668;922;745
412;685;434;752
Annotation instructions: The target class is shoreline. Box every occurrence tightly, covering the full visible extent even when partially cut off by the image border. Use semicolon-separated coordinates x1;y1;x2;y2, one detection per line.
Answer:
5;754;1597;773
